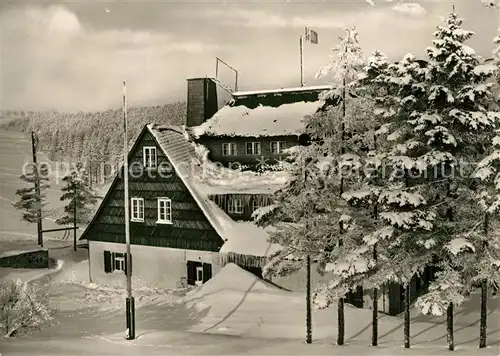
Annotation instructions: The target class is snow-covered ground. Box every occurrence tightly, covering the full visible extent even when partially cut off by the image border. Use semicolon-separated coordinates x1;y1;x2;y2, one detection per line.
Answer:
181;264;500;348
1;130;499;355
1;251;499;355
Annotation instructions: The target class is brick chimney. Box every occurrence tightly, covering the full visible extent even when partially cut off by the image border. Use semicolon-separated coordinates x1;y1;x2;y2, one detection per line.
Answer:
186;77;218;127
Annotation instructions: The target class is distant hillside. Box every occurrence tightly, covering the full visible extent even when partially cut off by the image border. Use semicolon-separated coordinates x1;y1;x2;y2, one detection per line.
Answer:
0;102;186;184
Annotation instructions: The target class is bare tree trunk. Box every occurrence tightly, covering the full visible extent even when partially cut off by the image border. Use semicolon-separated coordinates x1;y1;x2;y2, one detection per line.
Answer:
480;280;487;348
372;202;379;346
372;286;378;346
447;302;454;351
404;284;410;349
306;255;312;344
31;131;43;247
338;298;345;345
337;60;347;348
480;213;488;348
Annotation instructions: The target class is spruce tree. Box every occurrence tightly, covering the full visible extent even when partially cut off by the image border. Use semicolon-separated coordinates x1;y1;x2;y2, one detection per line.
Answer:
362;52;434;349
254;144;339;345
470;38;500;349
312;26;366;346
13;162;50;235
337;49;391;347
403;11;500;351
56;162;98;226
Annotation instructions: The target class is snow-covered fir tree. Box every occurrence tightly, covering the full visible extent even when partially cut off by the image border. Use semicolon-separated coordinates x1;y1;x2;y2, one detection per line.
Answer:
253;143;342;344
13;162;50;224
56;162;98;226
358;52;436;349
374;11;500;350
468;37;500;347
255;28;370;345
309;27;371;345
325;49;392;347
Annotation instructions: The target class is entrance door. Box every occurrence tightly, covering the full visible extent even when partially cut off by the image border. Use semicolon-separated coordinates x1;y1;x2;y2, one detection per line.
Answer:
187;261;213;285
346;286;364;308
195;266;203;285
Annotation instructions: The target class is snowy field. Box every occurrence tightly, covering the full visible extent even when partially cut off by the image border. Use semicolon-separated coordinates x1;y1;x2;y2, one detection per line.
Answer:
1;253;499;355
0;129;110;254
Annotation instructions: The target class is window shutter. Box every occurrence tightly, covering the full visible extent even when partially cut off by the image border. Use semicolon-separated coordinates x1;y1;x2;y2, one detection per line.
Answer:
202;263;212;283
104;251;112;273
186;261;196;285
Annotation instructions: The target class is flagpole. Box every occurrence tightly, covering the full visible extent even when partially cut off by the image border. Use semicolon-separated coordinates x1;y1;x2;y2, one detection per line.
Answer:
300;35;304;87
123;80;135;340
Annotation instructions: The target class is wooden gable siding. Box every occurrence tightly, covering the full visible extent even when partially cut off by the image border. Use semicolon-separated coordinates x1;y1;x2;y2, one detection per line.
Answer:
210;194;273;221
84;129;223;252
198;136;298;169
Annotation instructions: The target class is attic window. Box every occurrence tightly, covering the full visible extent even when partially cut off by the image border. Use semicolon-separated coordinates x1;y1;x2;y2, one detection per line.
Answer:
143;146;157;168
228;197;243;214
271;141;287;154
157;197;172;224
245;142;261;155
222;143;237;156
131;197;144;222
252;200;262;212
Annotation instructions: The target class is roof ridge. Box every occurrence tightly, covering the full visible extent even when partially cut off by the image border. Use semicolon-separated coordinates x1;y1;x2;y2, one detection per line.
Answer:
147;123;184;134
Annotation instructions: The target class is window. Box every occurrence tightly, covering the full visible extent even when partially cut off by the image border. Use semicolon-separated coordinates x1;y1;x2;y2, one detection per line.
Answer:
131;197;144;222
252;199;262;212
228;197;244;214
222;143;237;156
104;250;131;275
271;141;287;154
143;146;157;168
157;198;172;224
245;142;261;155
113;252;125;272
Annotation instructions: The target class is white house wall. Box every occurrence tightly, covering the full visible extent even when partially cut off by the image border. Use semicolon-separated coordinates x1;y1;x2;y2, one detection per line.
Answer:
89;241;221;289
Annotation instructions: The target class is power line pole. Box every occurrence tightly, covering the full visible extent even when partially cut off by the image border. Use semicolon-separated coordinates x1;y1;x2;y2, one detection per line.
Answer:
31;131;43;248
123;80;135;340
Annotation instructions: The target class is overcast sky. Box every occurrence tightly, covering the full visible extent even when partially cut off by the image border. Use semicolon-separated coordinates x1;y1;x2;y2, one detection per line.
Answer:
0;0;498;112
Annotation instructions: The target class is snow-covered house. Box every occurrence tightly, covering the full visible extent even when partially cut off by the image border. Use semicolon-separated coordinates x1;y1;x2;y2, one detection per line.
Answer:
80;123;282;289
187;81;334;169
183;78;338;220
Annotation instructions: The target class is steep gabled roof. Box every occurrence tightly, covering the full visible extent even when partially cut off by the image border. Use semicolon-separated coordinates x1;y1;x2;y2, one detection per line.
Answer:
81;123;281;258
192;85;333;138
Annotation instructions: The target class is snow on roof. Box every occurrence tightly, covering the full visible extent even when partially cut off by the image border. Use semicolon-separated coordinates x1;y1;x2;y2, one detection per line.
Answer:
0;248;47;259
148;124;283;257
218;223;281;257
192;86;329;138
196;165;289;195
192;101;324;138
232;84;333;97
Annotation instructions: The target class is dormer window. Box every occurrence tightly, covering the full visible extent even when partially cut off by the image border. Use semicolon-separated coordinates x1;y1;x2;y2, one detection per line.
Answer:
143;146;157;168
227;197;243;214
246;142;261;155
222;143;237;156
271;141;287;155
252;199;262;212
